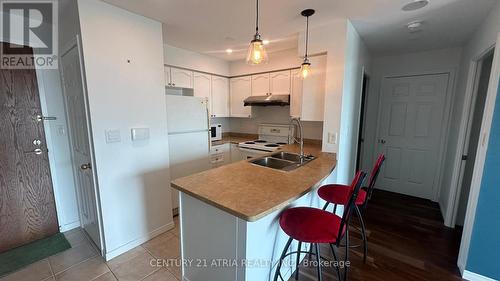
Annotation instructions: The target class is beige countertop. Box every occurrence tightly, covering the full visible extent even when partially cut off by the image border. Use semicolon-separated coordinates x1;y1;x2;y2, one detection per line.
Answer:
171;143;336;222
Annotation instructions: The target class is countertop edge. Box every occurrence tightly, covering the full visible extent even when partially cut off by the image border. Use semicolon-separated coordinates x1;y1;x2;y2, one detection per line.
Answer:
171;157;336;222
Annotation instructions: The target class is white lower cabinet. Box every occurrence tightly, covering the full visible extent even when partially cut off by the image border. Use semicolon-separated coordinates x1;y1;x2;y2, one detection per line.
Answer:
210;143;231;168
290;55;326;121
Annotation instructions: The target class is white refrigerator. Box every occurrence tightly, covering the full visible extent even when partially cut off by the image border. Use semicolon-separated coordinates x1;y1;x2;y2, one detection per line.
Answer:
166;95;211;210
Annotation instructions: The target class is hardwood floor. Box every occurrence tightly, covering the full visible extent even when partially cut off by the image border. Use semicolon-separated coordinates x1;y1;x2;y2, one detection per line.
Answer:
288;190;464;281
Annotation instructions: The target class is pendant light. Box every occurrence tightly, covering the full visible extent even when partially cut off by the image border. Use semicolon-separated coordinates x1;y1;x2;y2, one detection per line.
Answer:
300;9;315;79
246;0;268;65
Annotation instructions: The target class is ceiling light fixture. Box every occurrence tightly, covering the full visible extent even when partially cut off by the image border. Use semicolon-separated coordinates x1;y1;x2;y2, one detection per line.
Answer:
263;40;270;45
300;9;315;79
402;0;429;11
226;49;233;54
246;0;268;65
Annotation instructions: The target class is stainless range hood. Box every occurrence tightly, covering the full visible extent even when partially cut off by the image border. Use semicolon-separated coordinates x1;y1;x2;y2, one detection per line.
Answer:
243;94;290;106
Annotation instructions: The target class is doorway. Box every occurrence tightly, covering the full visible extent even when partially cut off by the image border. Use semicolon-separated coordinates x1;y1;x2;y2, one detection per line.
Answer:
454;50;494;227
356;73;369;171
0;43;59;252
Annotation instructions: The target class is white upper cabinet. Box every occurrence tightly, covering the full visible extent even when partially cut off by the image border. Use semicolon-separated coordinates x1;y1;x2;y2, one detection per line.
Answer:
230;76;252;118
193;72;212;113
251;73;270;96
290;55;326;121
166;66;193;88
270;70;291;95
211;76;230;117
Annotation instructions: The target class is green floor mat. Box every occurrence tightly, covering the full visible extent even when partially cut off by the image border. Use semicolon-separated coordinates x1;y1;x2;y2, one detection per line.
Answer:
0;233;71;277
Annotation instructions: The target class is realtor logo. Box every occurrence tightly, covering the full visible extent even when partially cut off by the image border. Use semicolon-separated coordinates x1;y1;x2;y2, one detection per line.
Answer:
1;0;58;69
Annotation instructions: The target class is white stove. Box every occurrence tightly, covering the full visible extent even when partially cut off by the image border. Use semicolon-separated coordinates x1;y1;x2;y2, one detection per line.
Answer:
238;124;294;152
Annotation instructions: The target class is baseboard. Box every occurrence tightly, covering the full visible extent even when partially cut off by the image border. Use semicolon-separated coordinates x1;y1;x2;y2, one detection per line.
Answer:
59;221;81;232
463;270;496;281
104;221;175;261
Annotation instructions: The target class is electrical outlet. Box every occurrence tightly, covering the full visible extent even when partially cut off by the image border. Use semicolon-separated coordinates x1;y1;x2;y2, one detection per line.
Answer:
328;132;337;144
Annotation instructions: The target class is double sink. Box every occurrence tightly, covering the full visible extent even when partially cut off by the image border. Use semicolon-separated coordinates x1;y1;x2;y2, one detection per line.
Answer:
250;151;316;171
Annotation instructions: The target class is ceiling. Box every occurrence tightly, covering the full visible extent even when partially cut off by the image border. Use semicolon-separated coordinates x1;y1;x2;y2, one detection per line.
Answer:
102;0;497;60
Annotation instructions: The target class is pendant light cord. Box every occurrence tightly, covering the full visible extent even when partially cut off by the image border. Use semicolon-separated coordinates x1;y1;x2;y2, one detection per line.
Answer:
304;15;309;59
255;0;259;34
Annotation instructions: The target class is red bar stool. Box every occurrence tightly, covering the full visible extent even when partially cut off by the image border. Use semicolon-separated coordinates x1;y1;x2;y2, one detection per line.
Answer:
273;171;367;281
317;154;385;263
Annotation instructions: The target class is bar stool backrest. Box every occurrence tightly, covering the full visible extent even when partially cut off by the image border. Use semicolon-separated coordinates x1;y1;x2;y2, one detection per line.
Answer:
337;171;367;245
366;154;386;201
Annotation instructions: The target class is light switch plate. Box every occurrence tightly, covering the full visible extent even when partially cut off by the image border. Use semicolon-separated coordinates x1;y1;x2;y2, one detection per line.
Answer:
328;132;337;144
105;129;121;143
131;128;150;141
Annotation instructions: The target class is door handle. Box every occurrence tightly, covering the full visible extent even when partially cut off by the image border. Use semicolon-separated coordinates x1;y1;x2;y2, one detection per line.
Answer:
378;139;386;144
35;115;57;122
80;163;92;170
24;148;44;155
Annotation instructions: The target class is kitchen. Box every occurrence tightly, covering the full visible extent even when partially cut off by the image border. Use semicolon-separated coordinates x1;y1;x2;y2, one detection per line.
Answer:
1;0;499;281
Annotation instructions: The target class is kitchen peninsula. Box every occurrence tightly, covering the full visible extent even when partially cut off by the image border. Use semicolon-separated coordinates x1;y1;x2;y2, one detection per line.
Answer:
171;143;336;281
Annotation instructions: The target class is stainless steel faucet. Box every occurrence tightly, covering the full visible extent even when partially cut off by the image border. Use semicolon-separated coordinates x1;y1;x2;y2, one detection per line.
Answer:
289;117;304;159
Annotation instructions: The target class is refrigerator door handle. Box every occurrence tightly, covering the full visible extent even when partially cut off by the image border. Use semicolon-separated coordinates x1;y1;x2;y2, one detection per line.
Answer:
207;103;212;153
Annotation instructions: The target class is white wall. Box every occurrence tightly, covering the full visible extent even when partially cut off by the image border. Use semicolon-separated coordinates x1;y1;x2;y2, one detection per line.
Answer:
77;0;173;258
362;48;463;189
336;22;371;184
440;1;500;227
164;43;230;76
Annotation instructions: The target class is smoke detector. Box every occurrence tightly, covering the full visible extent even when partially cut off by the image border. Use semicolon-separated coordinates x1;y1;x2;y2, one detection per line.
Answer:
407;21;423;33
402;0;429;11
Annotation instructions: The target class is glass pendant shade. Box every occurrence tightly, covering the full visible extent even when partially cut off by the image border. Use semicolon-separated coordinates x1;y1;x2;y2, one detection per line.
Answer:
246;36;268;65
301;60;311;79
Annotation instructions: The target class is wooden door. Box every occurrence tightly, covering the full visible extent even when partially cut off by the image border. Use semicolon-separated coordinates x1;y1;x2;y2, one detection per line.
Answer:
193;72;211;115
229;76;252;118
270;70;291;95
60;43;101;249
170;67;193;88
251;73;270;96
0;44;58;253
211;76;229;117
375;74;449;200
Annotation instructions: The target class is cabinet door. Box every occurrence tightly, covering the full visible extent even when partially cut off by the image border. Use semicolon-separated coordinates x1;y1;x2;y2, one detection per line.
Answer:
165;67;171;87
301;55;326;121
251;73;270;96
170;67;193;88
270;70;291;95
211;76;229;117
194;72;212;114
290;69;303;118
230;76;252;117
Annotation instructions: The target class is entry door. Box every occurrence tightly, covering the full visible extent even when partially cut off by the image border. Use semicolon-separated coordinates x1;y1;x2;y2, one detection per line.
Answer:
375;74;449;200
0;45;58;252
60;42;101;249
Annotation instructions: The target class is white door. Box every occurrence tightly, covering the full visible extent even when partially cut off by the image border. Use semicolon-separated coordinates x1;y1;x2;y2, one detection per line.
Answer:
211;76;229;117
251;73;270;96
230;76;252;117
60;42;101;249
270;70;291;95
193;72;212;115
375;73;450;200
170;67;193;88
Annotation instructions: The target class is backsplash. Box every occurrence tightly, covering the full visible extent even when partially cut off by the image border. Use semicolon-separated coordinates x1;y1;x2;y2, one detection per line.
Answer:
211;106;323;140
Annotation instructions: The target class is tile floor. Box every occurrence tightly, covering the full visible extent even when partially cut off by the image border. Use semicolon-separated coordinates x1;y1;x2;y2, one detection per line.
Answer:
0;217;181;281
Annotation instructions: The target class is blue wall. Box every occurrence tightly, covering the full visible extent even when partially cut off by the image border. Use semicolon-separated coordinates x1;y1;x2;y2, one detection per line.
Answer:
466;78;500;279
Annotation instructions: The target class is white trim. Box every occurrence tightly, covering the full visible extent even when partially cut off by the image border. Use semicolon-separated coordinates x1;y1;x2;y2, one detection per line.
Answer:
457;34;500;273
104;222;175;261
463;270;497;281
59;221;81;232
